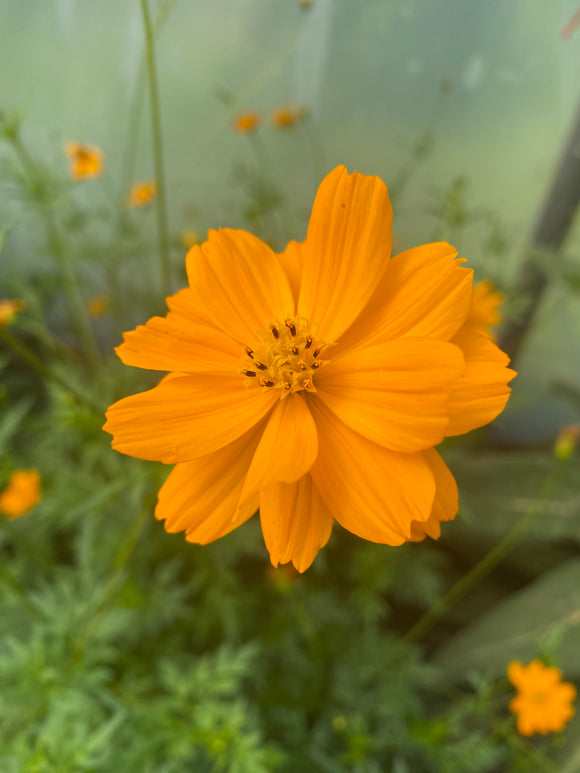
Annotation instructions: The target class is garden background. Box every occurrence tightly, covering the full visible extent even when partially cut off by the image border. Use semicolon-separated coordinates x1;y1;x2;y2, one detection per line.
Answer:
1;1;580;770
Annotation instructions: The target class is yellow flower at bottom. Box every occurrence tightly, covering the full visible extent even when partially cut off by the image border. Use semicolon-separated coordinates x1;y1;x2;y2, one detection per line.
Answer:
126;181;157;209
104;166;516;572
65;142;104;180
0;298;26;327
508;660;576;737
465;279;504;340
0;469;42;519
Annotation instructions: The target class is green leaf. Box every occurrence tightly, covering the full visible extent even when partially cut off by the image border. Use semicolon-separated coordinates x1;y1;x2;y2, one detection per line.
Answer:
434;559;580;679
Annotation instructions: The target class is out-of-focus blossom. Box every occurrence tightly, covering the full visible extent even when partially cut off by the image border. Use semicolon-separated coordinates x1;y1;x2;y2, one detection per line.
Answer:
65;142;104;180
0;469;42;519
508;660;576;737
0;298;26;327
126;181;157;209
234;111;261;134
271;106;307;130
180;230;201;249
465;279;504;340
87;295;109;319
555;424;580;460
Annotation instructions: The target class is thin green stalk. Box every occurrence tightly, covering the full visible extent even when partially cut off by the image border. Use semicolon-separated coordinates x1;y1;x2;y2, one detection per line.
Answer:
0;327;102;414
140;0;171;297
9;133;101;364
404;460;563;644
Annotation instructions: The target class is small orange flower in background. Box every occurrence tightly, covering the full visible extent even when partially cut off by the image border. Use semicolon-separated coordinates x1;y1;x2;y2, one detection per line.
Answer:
180;230;201;249
0;469;42;519
104;165;516;572
65;141;104;180
234;111;261;134
0;298;26;327
87;295;109;319
508;660;576;737
465;279;504;340
271;106;307;130
126;181;157;209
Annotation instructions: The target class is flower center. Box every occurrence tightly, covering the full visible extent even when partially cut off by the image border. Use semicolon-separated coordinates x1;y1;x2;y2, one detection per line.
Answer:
241;316;329;396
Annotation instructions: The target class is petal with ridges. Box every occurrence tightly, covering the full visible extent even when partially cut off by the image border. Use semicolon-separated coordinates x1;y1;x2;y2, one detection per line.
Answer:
185;229;295;346
316;338;464;452
103;374;278;463
277;240;304;306
410;449;459;541
259;476;333;572
309;400;435;544
339;242;473;351
298;165;392;342
446;330;516;436
240;394;318;502
155;424;264;543
116;289;240;373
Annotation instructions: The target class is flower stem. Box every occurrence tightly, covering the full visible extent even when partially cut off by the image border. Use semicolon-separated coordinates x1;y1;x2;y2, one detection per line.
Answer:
9;133;101;364
140;0;171;297
0;327;102;414
404;460;564;644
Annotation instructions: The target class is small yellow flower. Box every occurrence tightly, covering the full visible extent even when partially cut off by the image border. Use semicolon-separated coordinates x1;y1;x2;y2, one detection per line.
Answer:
0;469;42;519
126;181;157;209
465;279;504;340
180;230;201;249
555;424;580;460
0;298;26;327
234;111;261;134
271;106;307;130
508;660;576;737
65;142;104;180
87;295;109;319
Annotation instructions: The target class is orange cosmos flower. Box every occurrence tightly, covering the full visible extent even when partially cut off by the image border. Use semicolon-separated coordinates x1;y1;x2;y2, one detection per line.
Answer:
126;181;157;209
271;106;307;130
0;298;26;327
104;165;515;572
465;279;504;340
0;469;42;519
65;142;104;180
508;660;576;737
234;111;261;134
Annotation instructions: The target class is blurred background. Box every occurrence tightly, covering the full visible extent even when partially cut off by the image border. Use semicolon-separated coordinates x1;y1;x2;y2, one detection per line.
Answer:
2;2;580;771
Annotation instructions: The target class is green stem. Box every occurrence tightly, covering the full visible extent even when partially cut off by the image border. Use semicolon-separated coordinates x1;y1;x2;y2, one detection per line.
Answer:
404;460;563;644
0;327;102;414
140;0;171;297
9;133;101;364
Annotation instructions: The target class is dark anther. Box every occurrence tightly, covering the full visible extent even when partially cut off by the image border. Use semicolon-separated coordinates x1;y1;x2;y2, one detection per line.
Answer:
262;379;275;387
242;369;257;377
285;320;297;336
290;345;299;355
304;336;312;349
270;324;279;339
311;361;321;370
245;347;254;358
255;361;267;370
312;348;321;358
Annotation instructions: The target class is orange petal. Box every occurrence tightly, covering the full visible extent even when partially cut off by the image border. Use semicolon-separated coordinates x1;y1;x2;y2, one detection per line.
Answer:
103;374;277;463
240;394;318;502
309;400;435;544
116;288;241;373
410;449;459;541
155;425;263;543
259;475;333;572
297;165;392;342
185;229;295;346
277;240;304;306
339;242;473;351
446;330;516;436
316;338;464;452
